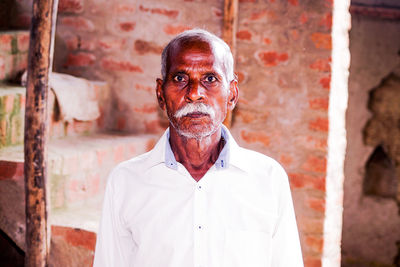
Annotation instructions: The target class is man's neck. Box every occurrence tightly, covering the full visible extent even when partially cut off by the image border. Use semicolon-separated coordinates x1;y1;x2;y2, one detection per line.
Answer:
169;126;224;182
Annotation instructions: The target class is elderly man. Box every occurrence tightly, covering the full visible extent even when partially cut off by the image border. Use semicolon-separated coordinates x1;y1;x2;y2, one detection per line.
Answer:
94;29;303;267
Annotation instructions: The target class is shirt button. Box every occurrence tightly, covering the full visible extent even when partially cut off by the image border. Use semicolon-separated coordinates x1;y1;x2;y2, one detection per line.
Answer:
198;225;202;229
198;185;202;190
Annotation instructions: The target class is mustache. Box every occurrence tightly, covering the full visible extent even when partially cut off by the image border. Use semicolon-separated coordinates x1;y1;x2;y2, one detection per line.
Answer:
174;103;215;119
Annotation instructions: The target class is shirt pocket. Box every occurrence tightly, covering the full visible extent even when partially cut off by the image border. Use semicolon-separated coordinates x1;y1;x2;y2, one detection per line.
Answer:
222;230;272;267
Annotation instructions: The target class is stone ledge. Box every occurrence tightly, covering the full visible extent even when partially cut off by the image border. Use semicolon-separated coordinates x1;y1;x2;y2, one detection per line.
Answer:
0;132;159;252
0;78;111;148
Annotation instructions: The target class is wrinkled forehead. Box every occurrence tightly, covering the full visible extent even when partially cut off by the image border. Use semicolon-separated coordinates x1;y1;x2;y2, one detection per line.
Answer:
166;39;225;72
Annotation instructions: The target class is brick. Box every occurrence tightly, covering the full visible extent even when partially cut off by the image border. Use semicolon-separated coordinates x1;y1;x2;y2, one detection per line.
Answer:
236;109;257;124
300;13;308;24
88;172;100;197
239;0;256;2
305;235;324;253
319;76;331;89
66;36;96;51
132;104;158;114
72;120;94;134
325;0;333;7
309;117;329;132
163;24;191;35
0;34;12;53
15;54;28;76
288;0;299;6
310;57;331;72
64;52;96;67
236;71;247;84
308;197;325;213
0;161;24;180
134;40;163;55
113;145;125;163
116;116;126;130
19;94;26;110
304;257;322;267
257;51;289;67
17;32;30;52
0;56;5;80
319;13;332;29
290;29;300;41
279;155;293;168
58;0;84;14
10;114;23;145
119;21;136;32
101;58;143;73
96;149;108;166
240;130;270;147
61;17;95;32
139;5;179;19
306;136;327;152
0;119;7;146
63;155;79;175
310;33;332;50
249;10;268;21
302;156;327;173
115;3;136;14
4;95;14;113
298;217;324;235
135;83;153;93
51;177;66;208
263;38;271;45
127;143;136;156
288;173;325;191
309;98;329;111
98;38;126;51
236;30;252;41
68;178;86;202
51;226;96;251
144;119;163;134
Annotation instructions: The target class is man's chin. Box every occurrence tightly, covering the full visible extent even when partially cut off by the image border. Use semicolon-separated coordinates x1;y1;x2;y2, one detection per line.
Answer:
175;125;219;140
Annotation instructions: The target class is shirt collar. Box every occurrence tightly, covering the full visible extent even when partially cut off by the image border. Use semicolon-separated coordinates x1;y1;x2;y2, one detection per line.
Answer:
164;125;230;170
142;125;247;172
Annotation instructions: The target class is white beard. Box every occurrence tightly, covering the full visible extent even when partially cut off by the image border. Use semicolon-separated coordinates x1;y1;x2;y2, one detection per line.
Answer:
171;103;218;140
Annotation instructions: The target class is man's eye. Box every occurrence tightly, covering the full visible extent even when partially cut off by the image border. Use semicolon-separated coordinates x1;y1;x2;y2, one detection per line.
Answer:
205;76;217;82
173;75;185;82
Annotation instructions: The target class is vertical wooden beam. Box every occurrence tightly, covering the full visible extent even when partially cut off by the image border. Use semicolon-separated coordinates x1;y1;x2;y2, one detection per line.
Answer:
24;0;57;265
222;0;238;128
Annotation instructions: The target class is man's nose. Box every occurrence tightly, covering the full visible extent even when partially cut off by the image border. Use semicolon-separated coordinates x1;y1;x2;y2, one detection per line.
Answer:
185;80;205;102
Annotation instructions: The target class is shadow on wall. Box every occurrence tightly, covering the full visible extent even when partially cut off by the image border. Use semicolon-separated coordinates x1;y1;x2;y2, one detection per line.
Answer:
0;229;24;267
0;0;31;31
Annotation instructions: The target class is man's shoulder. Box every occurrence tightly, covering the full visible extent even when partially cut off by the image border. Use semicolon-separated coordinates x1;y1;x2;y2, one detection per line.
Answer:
232;144;286;176
112;150;153;175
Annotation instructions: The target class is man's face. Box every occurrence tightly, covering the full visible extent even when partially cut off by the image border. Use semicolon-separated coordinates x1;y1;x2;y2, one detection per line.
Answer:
157;39;237;139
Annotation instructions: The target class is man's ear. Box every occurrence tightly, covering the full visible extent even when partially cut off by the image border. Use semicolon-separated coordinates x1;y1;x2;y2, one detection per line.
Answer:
156;78;166;110
227;78;239;111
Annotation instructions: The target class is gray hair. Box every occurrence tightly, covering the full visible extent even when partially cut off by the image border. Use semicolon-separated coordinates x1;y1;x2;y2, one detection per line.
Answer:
161;29;235;82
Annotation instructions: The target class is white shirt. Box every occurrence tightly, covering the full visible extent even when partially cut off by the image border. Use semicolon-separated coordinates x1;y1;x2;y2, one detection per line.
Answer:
94;126;303;267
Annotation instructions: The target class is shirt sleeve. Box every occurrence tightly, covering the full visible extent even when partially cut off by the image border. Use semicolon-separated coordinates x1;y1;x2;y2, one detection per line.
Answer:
271;165;304;267
93;169;136;267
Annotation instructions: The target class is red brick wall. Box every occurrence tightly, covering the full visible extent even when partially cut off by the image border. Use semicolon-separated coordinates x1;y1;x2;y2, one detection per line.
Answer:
54;0;223;133
229;1;333;266
52;0;334;266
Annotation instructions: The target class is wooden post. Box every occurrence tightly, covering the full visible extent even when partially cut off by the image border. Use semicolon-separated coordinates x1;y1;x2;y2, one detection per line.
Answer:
24;0;57;265
222;0;238;128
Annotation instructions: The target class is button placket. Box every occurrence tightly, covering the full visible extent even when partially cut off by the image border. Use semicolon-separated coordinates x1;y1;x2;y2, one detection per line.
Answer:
193;181;206;267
